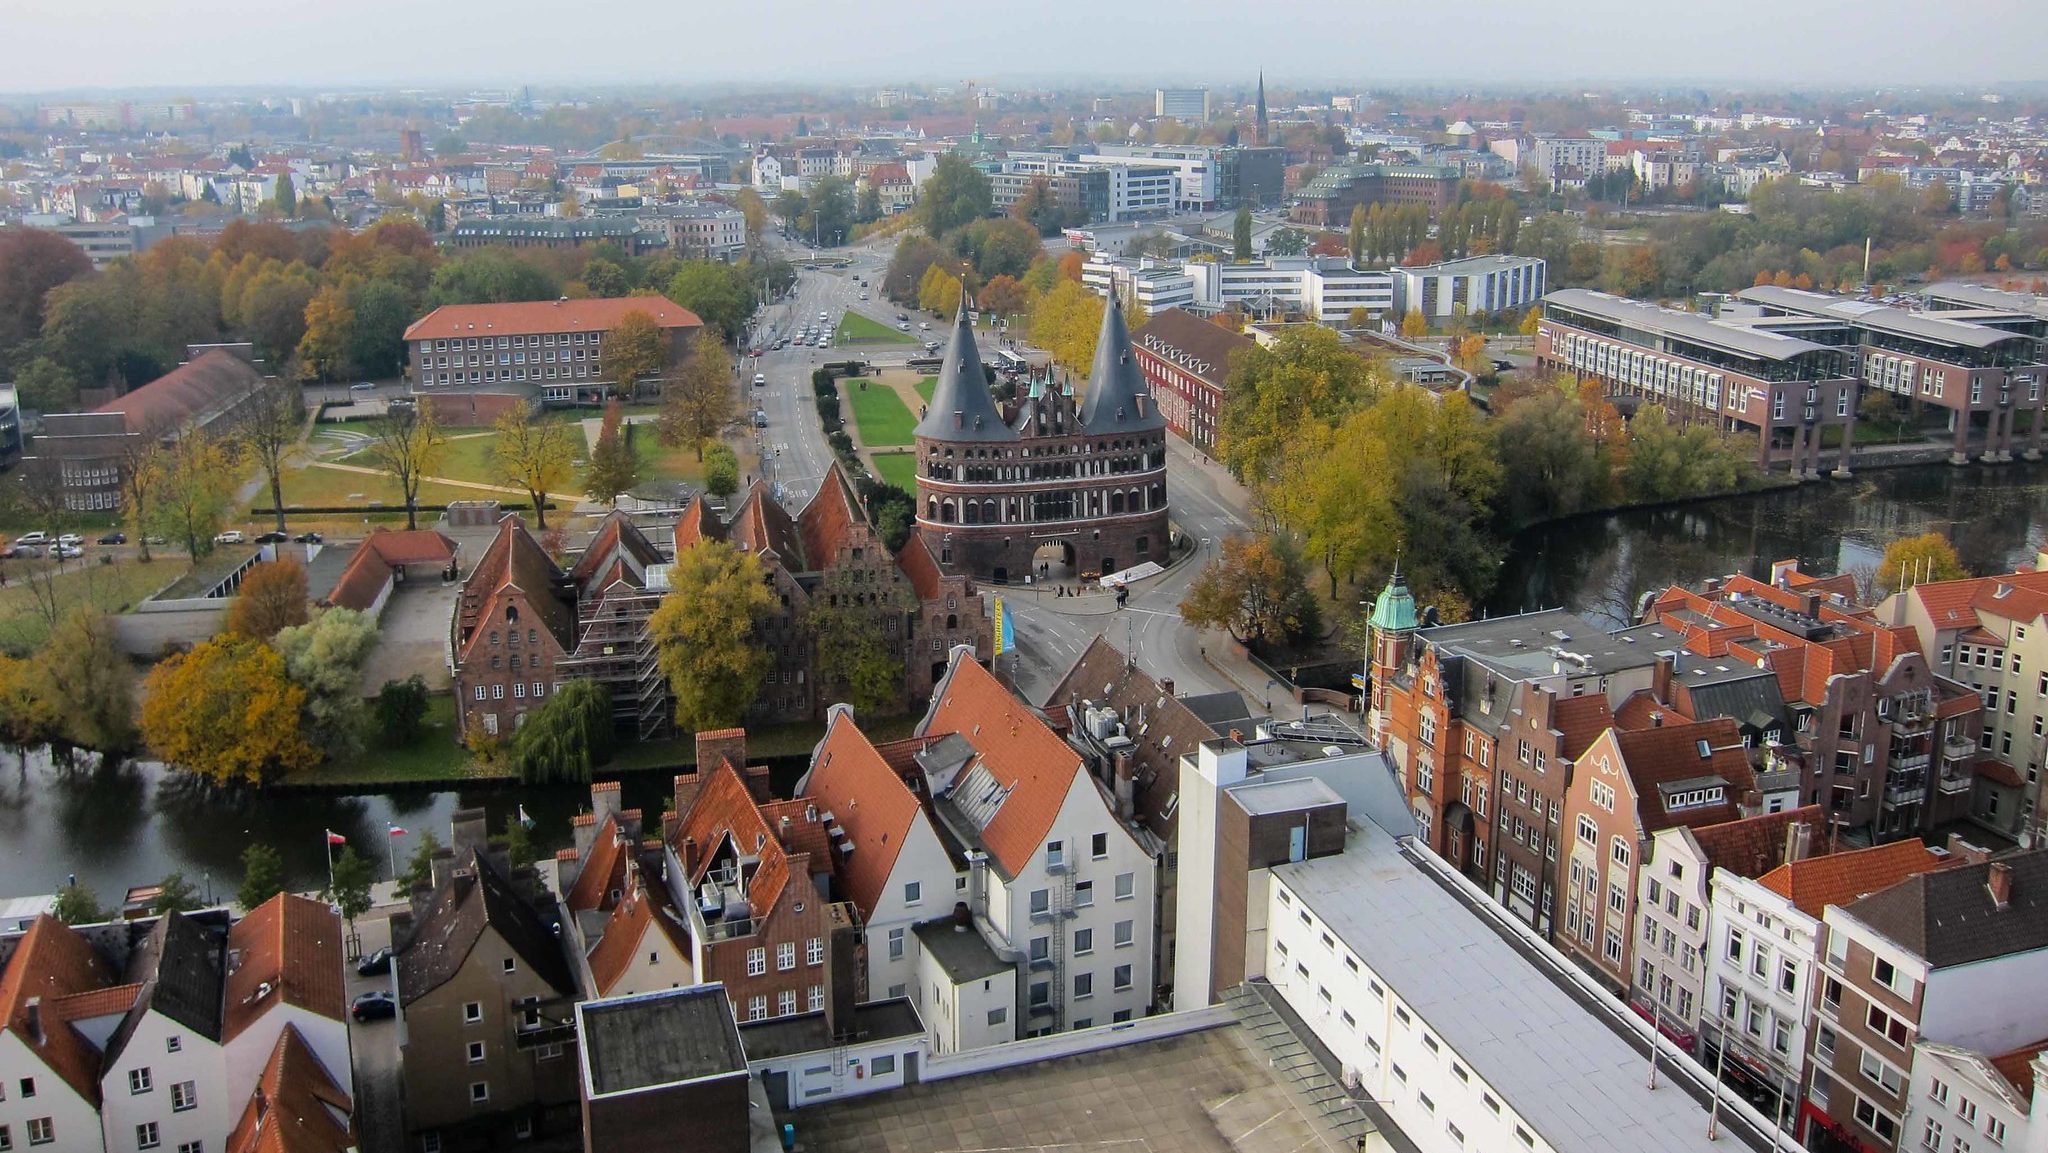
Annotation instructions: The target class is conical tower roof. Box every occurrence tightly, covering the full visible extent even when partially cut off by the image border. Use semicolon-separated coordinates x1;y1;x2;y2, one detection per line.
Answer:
914;302;1015;443
1079;298;1166;436
1368;565;1418;632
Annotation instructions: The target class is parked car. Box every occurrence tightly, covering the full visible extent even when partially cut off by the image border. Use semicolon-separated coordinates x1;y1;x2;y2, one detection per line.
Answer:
923;341;942;352
14;531;48;546
919;321;931;330
255;531;289;544
96;532;127;545
47;544;83;560
355;947;392;977
56;533;83;547
753;410;769;428
898;321;911;331
1;545;35;559
349;381;376;393
214;530;246;545
293;531;324;544
351;991;396;1022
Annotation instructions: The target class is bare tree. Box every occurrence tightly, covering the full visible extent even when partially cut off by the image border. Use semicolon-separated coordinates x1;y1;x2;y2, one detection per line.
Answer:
238;376;307;533
365;401;447;531
114;418;173;563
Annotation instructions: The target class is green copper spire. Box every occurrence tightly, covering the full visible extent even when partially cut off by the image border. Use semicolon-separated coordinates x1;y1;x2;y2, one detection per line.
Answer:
1369;564;1418;632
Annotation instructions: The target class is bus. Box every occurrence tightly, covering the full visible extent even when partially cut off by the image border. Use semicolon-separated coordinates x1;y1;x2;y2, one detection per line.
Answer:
996;349;1029;374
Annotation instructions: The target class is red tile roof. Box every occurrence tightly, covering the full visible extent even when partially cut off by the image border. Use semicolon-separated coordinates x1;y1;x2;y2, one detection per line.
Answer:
223;894;345;1043
668;761;795;917
566;814;629;915
457;514;575;663
93;348;265;432
362;527;458;568
797;464;867;572
896;534;944;601
724;481;802;562
0;915;119;1104
922;652;1088;876
1977;758;2026;788
1756;839;1947;918
570;511;663;591
224;1023;355;1153
799;713;925;916
403;298;702;342
1553;693;1615;761
1689;805;1827;880
1991;1039;2048;1104
585;875;693;996
1610;718;1756;835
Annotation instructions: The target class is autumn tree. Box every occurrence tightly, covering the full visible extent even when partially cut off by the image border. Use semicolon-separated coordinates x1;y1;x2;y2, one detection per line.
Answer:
238;844;286;909
0;227;92;362
488;407;576;530
0;653;62;753
142;429;239;557
649;539;778;731
582;401;642;507
42;608;135;752
227;558;311;639
656;336;737;460
275;607;378;755
296;284;355;380
918;264;964;316
979;274;1028;318
365;401;447;530
1400;309;1429;340
142;636;318;785
605;308;669;398
239;376;305;532
1179;534;1321;646
507;679;613;785
1027;279;1105;375
1877;532;1967;594
804;564;913;714
1219;324;1383;489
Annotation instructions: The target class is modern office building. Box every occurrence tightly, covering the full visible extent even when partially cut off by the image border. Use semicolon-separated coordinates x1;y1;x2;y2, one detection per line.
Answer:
1390;255;1547;319
1154;88;1210;121
1289;163;1460;226
1537;289;1860;476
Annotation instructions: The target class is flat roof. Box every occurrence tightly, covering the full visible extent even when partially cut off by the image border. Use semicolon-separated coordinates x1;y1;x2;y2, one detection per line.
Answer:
1422;607;1657;679
1545;288;1832;363
1737;286;2020;350
579;985;747;1096
1924;281;2048;320
912;919;1012;984
1275;834;1750;1153
1228;775;1347;817
737;999;924;1061
1396;254;1543;276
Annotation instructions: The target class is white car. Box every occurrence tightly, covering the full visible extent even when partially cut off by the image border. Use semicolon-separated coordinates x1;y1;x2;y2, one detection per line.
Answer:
818;311;829;321
47;544;84;560
214;530;246;545
15;531;48;546
753;373;767;388
816;336;831;347
56;533;83;547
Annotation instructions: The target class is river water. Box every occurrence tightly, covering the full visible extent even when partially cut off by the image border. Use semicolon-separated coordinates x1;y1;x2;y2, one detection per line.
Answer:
8;464;2048;904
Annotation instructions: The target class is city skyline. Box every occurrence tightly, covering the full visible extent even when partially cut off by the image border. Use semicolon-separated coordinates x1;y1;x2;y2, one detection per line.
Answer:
6;0;2046;94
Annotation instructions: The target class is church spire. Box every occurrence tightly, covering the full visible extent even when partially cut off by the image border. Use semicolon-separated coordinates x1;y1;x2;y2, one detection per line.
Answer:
1255;71;1269;146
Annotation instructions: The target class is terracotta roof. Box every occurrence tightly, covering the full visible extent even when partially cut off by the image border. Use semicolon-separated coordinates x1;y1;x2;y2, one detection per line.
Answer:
1991;1039;2048;1104
1609;718;1755;835
93;348;265;432
224;1023;356;1153
456;515;575;664
798;713;925;916
322;544;392;614
1553;693;1615;761
403;298;702;342
566;814;629;914
584;876;693;997
396;848;575;1006
0;915;119;1104
672;498;718;551
362;527;458;568
667;761;796;920
1843;850;2048;968
1912;578;1987;632
1756;839;1947;919
1979;758;2027;788
224;894;345;1043
570;511;664;592
724;481;802;562
46;982;143;1025
896;534;944;601
1131;307;1255;387
1613;689;1678;731
921;651;1089;876
796;464;869;572
1690;805;1827;880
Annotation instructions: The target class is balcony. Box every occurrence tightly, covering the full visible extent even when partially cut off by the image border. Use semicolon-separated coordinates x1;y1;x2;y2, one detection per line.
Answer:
1938;771;1973;796
1882;781;1925;808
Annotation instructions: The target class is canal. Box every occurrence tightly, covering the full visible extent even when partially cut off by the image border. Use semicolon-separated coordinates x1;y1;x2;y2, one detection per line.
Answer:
8;464;2048;904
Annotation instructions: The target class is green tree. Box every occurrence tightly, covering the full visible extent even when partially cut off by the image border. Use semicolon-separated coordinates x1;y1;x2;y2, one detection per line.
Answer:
804;565;912;714
582;404;642;507
581;258;632;298
374;675;432;746
238;844;286;910
326;845;374;926
53;883;106;926
345;278;414;379
801;175;855;246
1620;405;1750;502
272;173;297;217
428;247;560;306
1348;204;1367;265
703;441;739;498
365;401;447;530
649;540;777;731
14;357;79;412
275;608;379;756
605;308;669;398
507;678;614;784
1233;206;1253;260
1878;532;1967;594
155;872;202;914
488;407;576;530
398;831;440;894
1494;389;1605;526
917;154;994;238
1219;325;1382;488
501;813;535;871
665;261;751;342
43;608;135;752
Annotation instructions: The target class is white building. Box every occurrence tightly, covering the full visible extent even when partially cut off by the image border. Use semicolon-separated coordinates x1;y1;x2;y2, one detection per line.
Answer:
1081;257;1196;314
1153;89;1210;121
1390;255;1547;320
1907;1040;2048;1153
1528;136;1606;189
1085;146;1220;210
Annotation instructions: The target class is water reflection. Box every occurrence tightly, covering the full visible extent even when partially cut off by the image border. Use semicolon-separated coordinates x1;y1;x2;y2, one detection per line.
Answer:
1493;464;2048;629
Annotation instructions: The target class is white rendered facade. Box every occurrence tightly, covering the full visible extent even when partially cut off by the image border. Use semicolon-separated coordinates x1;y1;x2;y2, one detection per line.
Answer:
1907;1042;2048;1153
850;818;963;1004
0;1029;106;1153
98;1009;235;1153
1630;826;1716;1043
1707;870;1818;1126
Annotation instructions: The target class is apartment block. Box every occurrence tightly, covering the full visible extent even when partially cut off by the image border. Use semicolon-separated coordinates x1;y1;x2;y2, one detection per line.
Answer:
1288;164;1459;226
1129;307;1254;451
404;297;701;402
1390;255;1547;319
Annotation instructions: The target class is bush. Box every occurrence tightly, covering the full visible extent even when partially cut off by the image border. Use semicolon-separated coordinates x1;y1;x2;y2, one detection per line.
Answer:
374;675;432;745
827;430;855;458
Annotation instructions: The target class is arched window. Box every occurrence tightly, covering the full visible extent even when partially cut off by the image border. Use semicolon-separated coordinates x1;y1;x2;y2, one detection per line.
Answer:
983;500;997;524
927;498;939;521
946;614;958;629
941;501;956;524
505;605;519;623
1110;491;1126;514
964;502;980;525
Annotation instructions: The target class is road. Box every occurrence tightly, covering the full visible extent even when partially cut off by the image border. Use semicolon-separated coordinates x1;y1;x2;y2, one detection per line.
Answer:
750;236;1265;712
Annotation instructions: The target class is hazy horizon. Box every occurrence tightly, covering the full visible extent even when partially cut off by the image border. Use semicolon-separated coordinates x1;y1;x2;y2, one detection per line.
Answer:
7;0;2045;96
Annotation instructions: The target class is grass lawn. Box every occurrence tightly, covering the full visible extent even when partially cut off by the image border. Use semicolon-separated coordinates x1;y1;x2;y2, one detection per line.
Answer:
0;556;182;654
838;312;916;344
916;376;937;403
279;463;502;510
283;695;512;785
846;381;918;447
872;452;918;491
632;427;710;488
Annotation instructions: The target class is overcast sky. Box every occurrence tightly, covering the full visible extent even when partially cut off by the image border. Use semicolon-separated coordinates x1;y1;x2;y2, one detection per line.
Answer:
7;0;2044;94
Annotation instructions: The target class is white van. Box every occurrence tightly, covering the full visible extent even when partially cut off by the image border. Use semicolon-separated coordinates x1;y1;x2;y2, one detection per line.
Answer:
753;373;767;388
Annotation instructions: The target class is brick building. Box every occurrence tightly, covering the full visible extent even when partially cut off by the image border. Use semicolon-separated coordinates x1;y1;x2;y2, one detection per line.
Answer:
1130;307;1253;452
1287;163;1459;227
450;513;577;741
913;300;1169;583
403;297;702;403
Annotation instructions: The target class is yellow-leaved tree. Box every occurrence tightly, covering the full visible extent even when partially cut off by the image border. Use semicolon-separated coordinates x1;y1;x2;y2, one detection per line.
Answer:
1877;532;1967;595
647;540;778;731
142;636;318;785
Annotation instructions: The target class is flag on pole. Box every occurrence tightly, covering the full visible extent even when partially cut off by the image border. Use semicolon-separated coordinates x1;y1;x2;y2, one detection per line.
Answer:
518;805;534;830
387;826;408;837
993;596;1012;655
325;830;346;845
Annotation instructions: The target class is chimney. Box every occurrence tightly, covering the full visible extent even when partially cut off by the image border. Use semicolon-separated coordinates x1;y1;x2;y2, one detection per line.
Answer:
1946;834;1992;866
744;764;773;804
695;728;748;779
671;770;703;826
823;905;862;1042
1653;651;1675;703
1988;861;2014;911
1159;676;1175;696
590;781;623;827
24;997;42;1044
1112;748;1136;820
1785;820;1814;864
450;807;489;855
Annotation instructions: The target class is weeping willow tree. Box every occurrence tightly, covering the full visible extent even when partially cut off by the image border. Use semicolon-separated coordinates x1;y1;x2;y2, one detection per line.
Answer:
507;678;614;785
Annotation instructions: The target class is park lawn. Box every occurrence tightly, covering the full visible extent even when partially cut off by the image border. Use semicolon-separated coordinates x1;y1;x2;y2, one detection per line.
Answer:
335;435;506;488
846;381;918;447
632;428;710;488
872;452;918;491
916;376;937;403
281;695;511;785
279;463;503;510
0;556;182;655
838;312;916;344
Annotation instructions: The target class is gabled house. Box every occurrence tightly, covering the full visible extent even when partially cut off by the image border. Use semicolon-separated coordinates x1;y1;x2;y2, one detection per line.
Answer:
451;514;578;740
553;783;694;1000
394;821;579;1153
1905;1038;2048;1153
0;915;119;1152
223;1024;355;1153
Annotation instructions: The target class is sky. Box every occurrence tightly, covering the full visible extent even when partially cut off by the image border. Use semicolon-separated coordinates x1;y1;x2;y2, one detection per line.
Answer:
7;0;2046;94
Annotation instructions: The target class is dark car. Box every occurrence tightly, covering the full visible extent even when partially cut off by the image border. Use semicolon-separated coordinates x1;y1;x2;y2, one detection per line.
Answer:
293;531;324;544
96;532;127;545
355;947;392;977
351;991;396;1022
255;531;289;544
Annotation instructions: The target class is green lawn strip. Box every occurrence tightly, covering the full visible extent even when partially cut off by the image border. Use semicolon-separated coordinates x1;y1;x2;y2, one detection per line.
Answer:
607;713;920;773
915;376;937;404
279;464;502;510
845;381;918;447
280;696;509;785
872;452;918;491
837;312;916;344
0;558;184;655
